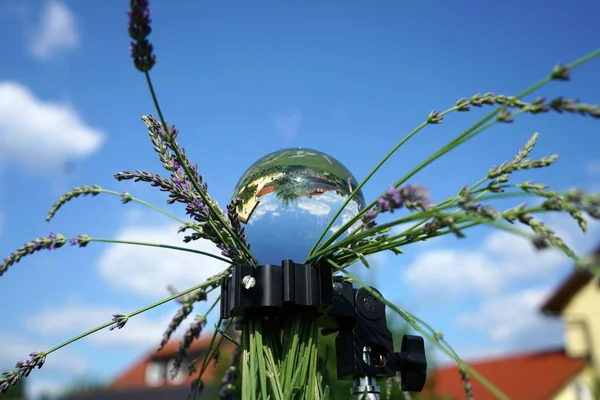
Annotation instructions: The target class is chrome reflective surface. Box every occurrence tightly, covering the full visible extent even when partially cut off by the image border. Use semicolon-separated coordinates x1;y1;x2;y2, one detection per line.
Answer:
232;148;365;265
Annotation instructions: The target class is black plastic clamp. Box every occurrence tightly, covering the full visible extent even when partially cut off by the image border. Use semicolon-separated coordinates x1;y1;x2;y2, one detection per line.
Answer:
219;261;427;393
220;259;334;320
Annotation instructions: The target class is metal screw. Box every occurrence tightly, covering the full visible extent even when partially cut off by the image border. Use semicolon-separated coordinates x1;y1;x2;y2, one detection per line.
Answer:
371;350;386;368
242;275;256;290
363;295;377;311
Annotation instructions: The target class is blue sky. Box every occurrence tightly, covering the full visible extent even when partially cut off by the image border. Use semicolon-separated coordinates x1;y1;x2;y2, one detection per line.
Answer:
0;0;599;397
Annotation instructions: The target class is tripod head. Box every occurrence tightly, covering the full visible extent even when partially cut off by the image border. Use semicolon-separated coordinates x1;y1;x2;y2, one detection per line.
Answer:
220;260;427;397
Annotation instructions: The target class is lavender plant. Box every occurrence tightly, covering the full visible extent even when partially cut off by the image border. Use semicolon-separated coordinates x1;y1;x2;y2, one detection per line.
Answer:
1;1;599;399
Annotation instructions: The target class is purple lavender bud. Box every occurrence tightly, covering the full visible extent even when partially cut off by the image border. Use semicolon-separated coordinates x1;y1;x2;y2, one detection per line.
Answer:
190;380;204;396
121;192;133;204
159;125;179;142
219;383;235;399
399;184;431;209
128;0;156;72
361;208;378;229
427;109;443;124
366;184;431;227
69;234;91;247
385;186;401;204
377;197;389;211
187;316;206;340
29;352;46;369
15;360;33;377
0;380;9;395
2;370;19;387
45;233;66;250
109;314;129;330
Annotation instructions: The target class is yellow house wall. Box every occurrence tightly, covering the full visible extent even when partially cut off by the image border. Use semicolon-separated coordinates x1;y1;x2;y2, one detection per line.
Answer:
562;279;600;377
552;365;596;400
237;172;284;223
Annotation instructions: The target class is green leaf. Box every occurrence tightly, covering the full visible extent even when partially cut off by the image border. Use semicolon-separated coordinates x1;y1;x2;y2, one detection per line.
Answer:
389;247;403;255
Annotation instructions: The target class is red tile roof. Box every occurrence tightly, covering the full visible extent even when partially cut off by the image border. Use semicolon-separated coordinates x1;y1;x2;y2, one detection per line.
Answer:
257;185;276;197
426;349;586;400
110;335;235;390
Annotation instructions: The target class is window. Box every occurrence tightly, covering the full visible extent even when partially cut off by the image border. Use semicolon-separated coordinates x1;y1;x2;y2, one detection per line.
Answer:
574;381;593;400
145;360;166;387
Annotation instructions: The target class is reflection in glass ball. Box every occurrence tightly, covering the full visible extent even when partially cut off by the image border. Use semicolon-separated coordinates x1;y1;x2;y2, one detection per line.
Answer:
232;148;365;265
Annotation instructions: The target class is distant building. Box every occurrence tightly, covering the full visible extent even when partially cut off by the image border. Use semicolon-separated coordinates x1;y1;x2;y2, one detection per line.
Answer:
237;173;282;223
72;248;600;400
73;337;234;400
427;246;600;400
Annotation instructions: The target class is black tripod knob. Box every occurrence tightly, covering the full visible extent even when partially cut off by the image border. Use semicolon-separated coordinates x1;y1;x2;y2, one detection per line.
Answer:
394;335;427;392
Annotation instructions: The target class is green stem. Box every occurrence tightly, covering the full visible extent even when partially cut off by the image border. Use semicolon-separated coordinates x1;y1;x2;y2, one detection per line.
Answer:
306;189;551;263
143;72;258;266
341;180;545;246
198;316;224;374
214;320;240;347
99;189;188;225
331;262;511;400
44;280;220;356
327;201;579;268
315;108;504;256
88;237;232;264
309;114;454;256
310;49;600;258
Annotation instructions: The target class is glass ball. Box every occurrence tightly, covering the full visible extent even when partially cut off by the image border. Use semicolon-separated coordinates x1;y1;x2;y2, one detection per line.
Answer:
232;148;365;265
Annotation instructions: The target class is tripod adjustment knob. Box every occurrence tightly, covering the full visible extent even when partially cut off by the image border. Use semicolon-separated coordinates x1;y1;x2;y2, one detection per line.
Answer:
394;335;427;392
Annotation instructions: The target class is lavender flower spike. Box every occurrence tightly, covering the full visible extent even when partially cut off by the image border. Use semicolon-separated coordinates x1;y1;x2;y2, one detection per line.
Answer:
0;371;19;395
128;0;156;72
1;233;70;276
0;352;46;395
171;315;207;378
362;184;431;229
218;346;241;399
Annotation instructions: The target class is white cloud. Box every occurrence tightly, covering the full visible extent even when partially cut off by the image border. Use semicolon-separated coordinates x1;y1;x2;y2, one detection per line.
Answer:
23;292;221;350
29;1;79;60
401;213;600;301
97;223;230;298
403;249;504;299
457;287;564;352
274;111;302;139
297;197;331;216
0;332;89;373
24;303;177;349
586;160;600;176
0;82;105;171
248;195;278;224
330;199;360;234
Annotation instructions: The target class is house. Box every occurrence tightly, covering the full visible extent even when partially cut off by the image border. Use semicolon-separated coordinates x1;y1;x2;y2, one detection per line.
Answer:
73;336;234;400
428;247;600;400
73;249;599;400
237;173;282;223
